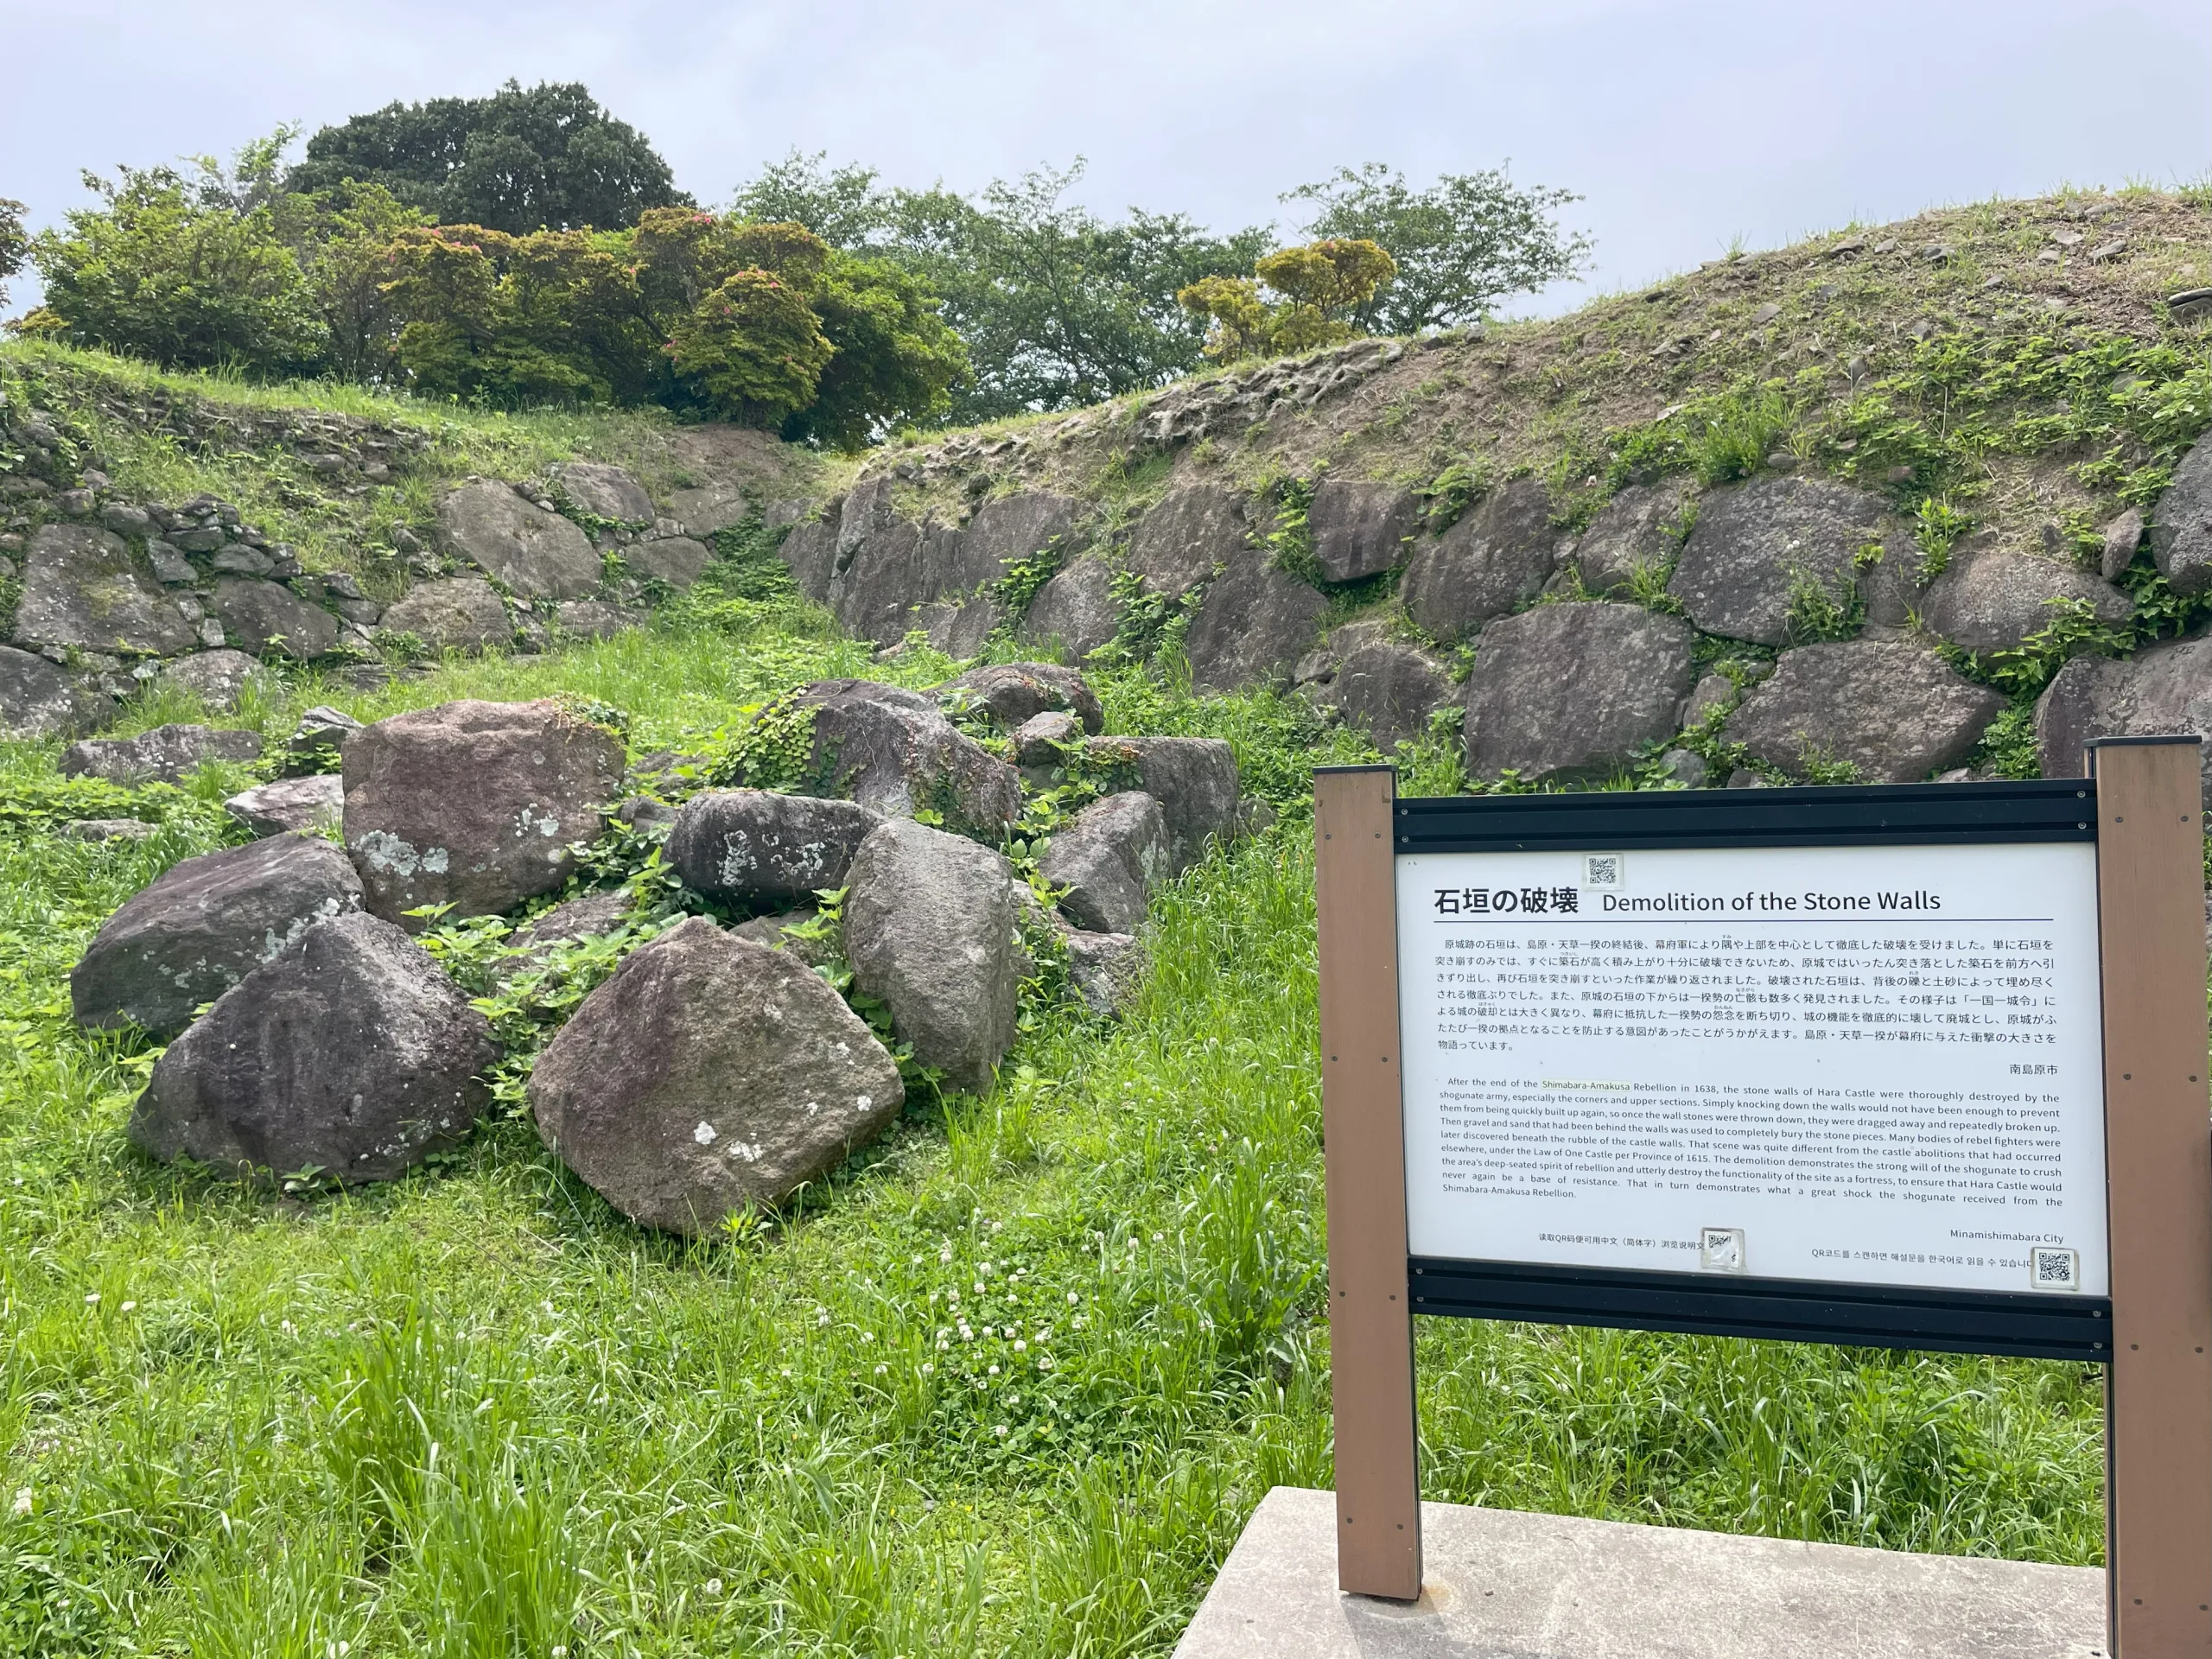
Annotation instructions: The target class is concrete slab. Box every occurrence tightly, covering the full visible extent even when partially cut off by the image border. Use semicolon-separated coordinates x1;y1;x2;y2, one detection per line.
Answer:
1173;1487;2107;1659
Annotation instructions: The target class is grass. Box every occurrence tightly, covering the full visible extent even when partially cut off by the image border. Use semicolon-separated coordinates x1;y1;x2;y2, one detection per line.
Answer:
0;605;2109;1657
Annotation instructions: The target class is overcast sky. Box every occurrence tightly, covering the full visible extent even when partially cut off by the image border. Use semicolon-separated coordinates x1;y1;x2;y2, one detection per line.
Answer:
3;0;2207;316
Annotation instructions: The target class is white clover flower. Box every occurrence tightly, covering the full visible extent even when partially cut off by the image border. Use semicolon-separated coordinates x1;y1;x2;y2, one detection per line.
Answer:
705;1579;723;1597
119;1301;136;1314
921;1362;934;1375
84;1293;99;1306
1152;1232;1164;1243
817;1311;831;1327
281;1319;296;1337
1037;1327;1052;1342
988;1363;1000;1376
993;1424;1008;1437
1068;1292;1080;1306
11;1487;30;1516
947;1291;960;1305
938;1247;954;1263
860;1332;874;1344
937;1338;950;1351
1039;1357;1055;1371
874;1363;888;1376
1014;1340;1027;1353
1002;1326;1016;1339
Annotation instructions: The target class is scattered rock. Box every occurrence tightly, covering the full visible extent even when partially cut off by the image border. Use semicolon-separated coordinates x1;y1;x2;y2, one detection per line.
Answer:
728;906;834;968
0;644;105;737
72;833;363;1038
205;577;340;661
935;662;1103;731
2036;635;2212;805
157;649;264;712
1065;930;1143;1017
343;699;627;925
551;461;653;524
2101;508;2145;581
1401;478;1560;642
1656;748;1710;787
1726;642;2005;781
437;479;601;600
11;524;198;656
1681;671;1736;728
1463;603;1695;782
1085;735;1238;873
226;773;346;837
146;543;198;586
626;536;712;590
64;818;158;842
507;890;636;971
1725;768;1774;789
1567;480;1694;594
60;723;264;784
1307;479;1421;582
1919;544;2132;652
1013;709;1083;765
777;516;840;603
801;680;1022;837
554;599;643;640
665;791;880;909
1668;474;1888;645
2151;434;2212;594
1326;641;1455;749
530;917;904;1233
280;705;364;777
1020;558;1120;659
1185;549;1328;692
1039;791;1170;934
378;576;513;653
1124;484;1250;596
212;546;275;578
844;819;1020;1090
129;911;497;1185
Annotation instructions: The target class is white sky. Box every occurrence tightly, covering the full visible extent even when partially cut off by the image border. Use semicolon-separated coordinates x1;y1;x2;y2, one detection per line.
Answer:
3;0;2207;316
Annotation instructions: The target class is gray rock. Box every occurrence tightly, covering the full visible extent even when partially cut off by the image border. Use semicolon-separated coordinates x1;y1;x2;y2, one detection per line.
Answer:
834;513;963;645
437;479;601;600
529;916;904;1232
777;517;839;602
281;705;364;777
1020;557;1119;659
2152;431;2212;594
226;773;346;837
1681;671;1736;728
1013;710;1082;766
961;492;1079;588
2036;635;2212;805
173;526;226;554
728;906;835;968
935;662;1103;732
1040;791;1170;934
1328;642;1455;750
626;536;711;590
0;644;105;737
844;818;1020;1090
64;818;157;842
207;577;340;661
1569;480;1694;594
1065;930;1143;1018
1125;484;1250;596
553;600;643;640
1231;795;1279;839
60;723;264;785
211;545;275;577
1084;735;1239;873
158;649;264;713
129;911;497;1185
1920;544;2133;652
2103;508;2146;581
1668;475;1888;645
801;680;1023;838
73;833;363;1038
11;524;198;656
1726;769;1775;788
506;889;635;972
1462;604;1697;783
147;542;198;586
1726;642;2005;781
665;791;880;909
916;594;1001;658
1308;480;1421;582
552;461;653;524
1402;478;1560;643
1186;549;1328;692
1656;748;1710;787
343;699;627;926
378;576;512;653
101;502;154;537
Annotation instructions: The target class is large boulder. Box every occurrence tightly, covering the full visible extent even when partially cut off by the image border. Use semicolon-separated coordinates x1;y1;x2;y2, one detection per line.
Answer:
0;645;105;738
1328;641;1455;749
916;594;1001;658
1185;550;1328;692
844;819;1020;1090
127;911;497;1185
800;681;1022;837
437;480;601;601
377;576;512;653
529;917;904;1233
778;517;840;602
1084;735;1238;873
665;790;880;908
835;516;963;645
343;699;627;926
158;649;264;712
1308;480;1421;583
1461;603;1696;783
1567;480;1694;594
11;524;198;656
1124;484;1250;596
72;833;363;1038
1039;791;1170;934
934;662;1103;731
553;599;643;639
60;723;264;784
960;492;1079;588
551;461;653;523
1920;543;2133;652
225;773;346;837
1726;642;2005;781
1668;474;1887;645
1066;930;1144;1018
1401;478;1559;643
626;536;710;591
1021;557;1120;659
2037;635;2212;805
207;577;340;661
2151;431;2212;594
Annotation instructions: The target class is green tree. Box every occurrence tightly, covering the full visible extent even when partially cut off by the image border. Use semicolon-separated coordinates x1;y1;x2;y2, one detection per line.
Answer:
1177;238;1398;363
0;197;26;313
276;181;429;381
785;253;969;447
729;150;893;251
664;267;835;426
287;80;690;235
1281;162;1590;334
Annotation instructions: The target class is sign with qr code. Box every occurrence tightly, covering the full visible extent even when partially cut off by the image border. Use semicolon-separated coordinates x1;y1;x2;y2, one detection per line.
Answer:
1396;840;2107;1298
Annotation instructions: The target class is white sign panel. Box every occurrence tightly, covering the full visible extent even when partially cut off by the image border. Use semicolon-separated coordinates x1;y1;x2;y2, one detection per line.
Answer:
1395;842;2107;1297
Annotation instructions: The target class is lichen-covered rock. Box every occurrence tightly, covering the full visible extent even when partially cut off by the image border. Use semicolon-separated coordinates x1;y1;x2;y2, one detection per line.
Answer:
1021;557;1119;659
1567;480;1694;594
1040;791;1170;934
626;536;712;590
2151;430;2212;594
226;773;346;837
777;516;840;602
207;577;340;661
437;479;601;600
11;524;198;656
73;833;363;1038
280;705;365;777
1920;543;2133;651
1668;475;1887;645
1325;641;1454;749
551;461;653;523
1401;478;1559;642
1085;735;1238;873
343;699;626;926
158;649;264;712
0;644;105;738
60;723;264;785
1186;549;1327;692
530;917;904;1233
916;594;1001;658
1124;484;1250;596
665;790;879;908
1462;603;1696;782
844;819;1020;1090
1308;480;1421;582
2037;635;2212;805
1726;642;2005;781
378;576;512;653
960;493;1079;588
800;680;1022;837
935;662;1103;731
129;911;497;1185
1066;930;1143;1017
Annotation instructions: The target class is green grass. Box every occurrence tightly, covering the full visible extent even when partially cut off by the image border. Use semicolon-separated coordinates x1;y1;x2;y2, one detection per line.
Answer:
0;615;2107;1656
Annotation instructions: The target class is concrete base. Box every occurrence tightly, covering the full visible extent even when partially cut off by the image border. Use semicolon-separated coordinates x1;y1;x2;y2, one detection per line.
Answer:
1173;1487;2107;1658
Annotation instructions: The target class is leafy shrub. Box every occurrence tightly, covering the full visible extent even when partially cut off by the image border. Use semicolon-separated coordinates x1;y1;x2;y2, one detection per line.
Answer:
1177;239;1398;364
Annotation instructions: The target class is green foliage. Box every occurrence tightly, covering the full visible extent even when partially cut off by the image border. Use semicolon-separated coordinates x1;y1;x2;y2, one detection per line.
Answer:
1281;162;1592;334
666;266;836;423
1263;475;1323;585
783;253;968;446
1913;497;1973;582
1688;386;1796;485
707;692;823;792
1953;596;2130;697
1179;240;1398;364
0;196;26;311
1967;700;2044;779
1781;551;1873;645
1416;459;1488;531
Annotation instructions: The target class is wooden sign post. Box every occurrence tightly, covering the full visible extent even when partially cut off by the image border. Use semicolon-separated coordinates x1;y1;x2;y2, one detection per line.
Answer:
1315;740;2212;1653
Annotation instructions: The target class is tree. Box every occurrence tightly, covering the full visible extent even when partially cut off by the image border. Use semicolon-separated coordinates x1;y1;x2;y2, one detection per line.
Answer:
729;150;893;251
1281;162;1591;334
276;181;429;381
785;253;968;448
1177;238;1397;363
287;81;690;235
664;268;835;427
0;197;27;313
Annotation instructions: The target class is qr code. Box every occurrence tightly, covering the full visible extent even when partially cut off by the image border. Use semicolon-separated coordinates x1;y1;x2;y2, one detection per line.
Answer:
2030;1247;2079;1291
1700;1227;1745;1274
1583;854;1624;890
